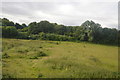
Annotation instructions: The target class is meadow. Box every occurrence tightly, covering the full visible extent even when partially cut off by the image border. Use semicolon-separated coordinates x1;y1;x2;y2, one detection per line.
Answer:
2;38;119;78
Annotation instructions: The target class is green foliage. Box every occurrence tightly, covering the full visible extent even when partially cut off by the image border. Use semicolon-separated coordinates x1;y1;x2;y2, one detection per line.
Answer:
77;20;118;44
28;21;54;34
37;51;47;57
29;51;47;59
15;23;23;29
1;18;119;45
3;53;10;58
38;32;75;41
18;27;29;32
29;56;38;59
17;32;29;39
1;18;14;26
21;23;27;28
2;26;18;38
38;73;43;78
28;19;119;45
0;18;27;29
17;49;29;53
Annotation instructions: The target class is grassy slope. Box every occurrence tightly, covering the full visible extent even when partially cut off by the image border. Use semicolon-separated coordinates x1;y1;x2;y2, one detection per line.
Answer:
2;38;119;78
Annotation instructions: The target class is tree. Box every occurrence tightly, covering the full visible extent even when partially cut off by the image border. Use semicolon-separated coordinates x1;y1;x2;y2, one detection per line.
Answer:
1;18;119;45
2;26;18;38
81;20;103;42
28;21;55;34
1;18;14;26
22;23;27;28
15;23;23;29
28;22;38;34
37;21;55;33
54;25;67;35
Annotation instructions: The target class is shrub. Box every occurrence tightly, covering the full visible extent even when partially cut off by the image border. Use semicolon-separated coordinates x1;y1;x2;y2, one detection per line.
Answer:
56;42;59;45
3;74;12;78
3;53;10;58
39;46;43;48
38;32;75;41
17;32;29;39
17;49;29;53
37;51;47;57
38;73;43;78
29;56;38;59
2;26;18;38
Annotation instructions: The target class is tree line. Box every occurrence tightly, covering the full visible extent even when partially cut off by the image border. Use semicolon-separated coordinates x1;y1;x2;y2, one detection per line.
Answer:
0;18;120;45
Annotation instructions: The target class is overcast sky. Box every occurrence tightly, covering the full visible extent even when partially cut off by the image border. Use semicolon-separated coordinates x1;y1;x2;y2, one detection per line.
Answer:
0;0;119;29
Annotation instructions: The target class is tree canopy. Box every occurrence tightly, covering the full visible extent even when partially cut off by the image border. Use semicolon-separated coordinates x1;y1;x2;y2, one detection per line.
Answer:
1;18;119;45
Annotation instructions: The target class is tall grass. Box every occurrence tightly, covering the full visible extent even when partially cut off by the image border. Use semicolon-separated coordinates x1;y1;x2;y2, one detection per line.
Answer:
2;38;119;78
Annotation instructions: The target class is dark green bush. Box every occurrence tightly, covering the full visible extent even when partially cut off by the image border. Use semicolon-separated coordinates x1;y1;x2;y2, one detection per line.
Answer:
2;26;18;38
37;51;47;57
38;73;43;78
39;46;43;48
29;56;38;59
3;53;10;58
17;32;29;39
17;49;29;53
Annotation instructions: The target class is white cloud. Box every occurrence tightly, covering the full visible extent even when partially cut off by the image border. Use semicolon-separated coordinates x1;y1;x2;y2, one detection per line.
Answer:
0;1;118;28
1;0;119;2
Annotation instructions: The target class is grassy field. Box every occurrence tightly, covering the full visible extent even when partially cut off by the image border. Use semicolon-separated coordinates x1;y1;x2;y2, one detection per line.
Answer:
2;38;119;78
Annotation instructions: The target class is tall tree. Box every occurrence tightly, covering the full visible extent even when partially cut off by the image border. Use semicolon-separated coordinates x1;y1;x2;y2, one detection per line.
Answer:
15;23;23;29
1;18;14;26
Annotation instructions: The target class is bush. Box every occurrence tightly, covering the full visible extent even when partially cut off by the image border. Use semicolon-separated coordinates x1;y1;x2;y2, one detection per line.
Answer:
3;53;10;58
17;32;29;39
29;51;47;59
3;74;12;78
37;51;47;57
39;46;43;48
38;32;75;41
2;26;18;38
29;56;38;59
38;73;43;78
17;49;29;53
